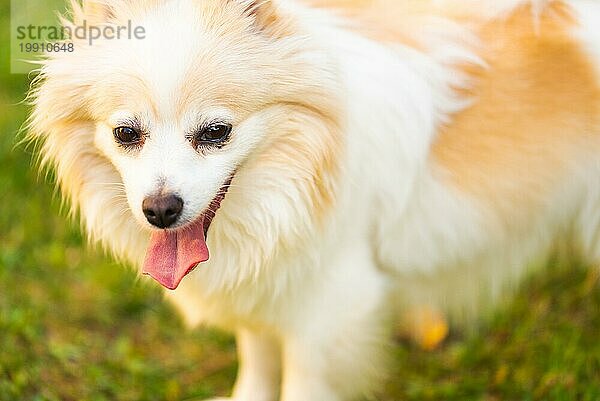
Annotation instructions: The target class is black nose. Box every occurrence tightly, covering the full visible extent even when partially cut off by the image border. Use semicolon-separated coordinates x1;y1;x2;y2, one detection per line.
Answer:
142;194;184;228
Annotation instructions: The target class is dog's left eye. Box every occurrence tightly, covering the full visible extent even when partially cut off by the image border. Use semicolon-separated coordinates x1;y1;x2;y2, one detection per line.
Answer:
113;126;142;146
192;123;232;148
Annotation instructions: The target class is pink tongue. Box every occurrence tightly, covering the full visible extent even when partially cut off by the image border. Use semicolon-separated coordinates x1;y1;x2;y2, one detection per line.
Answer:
142;217;209;290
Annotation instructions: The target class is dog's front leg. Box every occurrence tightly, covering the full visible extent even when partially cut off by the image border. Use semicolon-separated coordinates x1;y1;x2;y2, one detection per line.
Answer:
207;328;280;401
279;317;387;401
279;249;389;401
230;328;281;401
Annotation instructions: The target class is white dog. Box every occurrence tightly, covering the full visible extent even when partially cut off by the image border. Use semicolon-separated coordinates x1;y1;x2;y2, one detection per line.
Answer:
29;0;600;399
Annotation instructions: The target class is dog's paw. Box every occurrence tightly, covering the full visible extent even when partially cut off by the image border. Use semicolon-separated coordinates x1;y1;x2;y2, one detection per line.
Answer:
399;305;449;351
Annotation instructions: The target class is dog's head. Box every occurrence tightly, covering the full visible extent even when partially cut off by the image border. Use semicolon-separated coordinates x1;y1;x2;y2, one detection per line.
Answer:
29;0;341;290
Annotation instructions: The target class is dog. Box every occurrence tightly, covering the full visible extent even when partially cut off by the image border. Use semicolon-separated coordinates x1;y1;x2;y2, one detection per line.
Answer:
28;0;600;399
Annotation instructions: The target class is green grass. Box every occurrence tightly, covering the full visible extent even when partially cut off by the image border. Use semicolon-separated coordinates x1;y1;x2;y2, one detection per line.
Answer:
1;2;600;400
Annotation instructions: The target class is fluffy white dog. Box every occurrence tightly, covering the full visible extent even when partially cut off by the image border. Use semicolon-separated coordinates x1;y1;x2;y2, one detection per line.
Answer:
29;0;600;399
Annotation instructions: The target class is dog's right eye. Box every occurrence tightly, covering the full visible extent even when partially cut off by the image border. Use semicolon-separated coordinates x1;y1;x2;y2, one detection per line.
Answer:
113;126;142;146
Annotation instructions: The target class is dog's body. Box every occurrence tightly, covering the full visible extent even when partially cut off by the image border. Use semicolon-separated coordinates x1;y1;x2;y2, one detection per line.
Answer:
30;0;600;399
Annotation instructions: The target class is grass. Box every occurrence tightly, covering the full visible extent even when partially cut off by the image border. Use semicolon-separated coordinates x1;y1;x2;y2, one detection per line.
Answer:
1;2;600;400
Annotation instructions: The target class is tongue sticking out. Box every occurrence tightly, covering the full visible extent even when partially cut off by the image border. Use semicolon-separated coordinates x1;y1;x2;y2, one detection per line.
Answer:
142;216;209;290
142;176;233;290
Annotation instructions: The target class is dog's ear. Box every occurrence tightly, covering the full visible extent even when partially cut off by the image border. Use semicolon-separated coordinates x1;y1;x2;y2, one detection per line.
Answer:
84;0;114;18
239;0;277;23
67;0;115;25
234;0;293;37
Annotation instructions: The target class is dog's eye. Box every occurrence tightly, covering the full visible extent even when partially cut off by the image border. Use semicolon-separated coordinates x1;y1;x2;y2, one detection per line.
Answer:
195;123;232;145
113;126;142;145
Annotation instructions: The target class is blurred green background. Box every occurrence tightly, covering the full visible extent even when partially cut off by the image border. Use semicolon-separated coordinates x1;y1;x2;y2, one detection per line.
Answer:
1;1;600;400
10;0;67;74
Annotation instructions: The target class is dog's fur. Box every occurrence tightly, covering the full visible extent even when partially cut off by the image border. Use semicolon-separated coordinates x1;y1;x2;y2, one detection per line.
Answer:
28;0;600;399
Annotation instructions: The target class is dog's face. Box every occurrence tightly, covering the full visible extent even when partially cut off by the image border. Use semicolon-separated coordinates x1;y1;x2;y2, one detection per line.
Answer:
90;0;277;231
31;0;341;288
